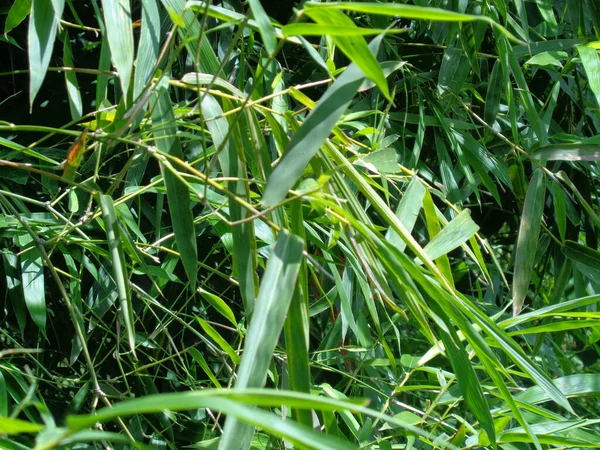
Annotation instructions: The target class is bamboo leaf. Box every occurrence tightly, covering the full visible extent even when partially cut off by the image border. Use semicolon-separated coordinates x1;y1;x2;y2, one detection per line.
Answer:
304;8;391;101
197;318;240;365
263;35;384;207
304;1;522;43
151;77;198;289
18;235;46;337
5;0;32;35
385;177;425;251
283;23;407;37
248;0;277;56
62;32;82;120
424;210;480;261
513;169;546;316
219;231;304;450
532;143;600;161
578;45;600;108
0;417;43;435
28;0;60;107
484;60;503;124
201;95;257;314
133;0;160;98
102;0;134;100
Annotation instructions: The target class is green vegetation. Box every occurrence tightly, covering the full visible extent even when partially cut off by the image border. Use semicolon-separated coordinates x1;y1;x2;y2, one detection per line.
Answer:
2;0;600;448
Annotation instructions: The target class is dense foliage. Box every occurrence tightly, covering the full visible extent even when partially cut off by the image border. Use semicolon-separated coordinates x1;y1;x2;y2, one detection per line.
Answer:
2;0;600;449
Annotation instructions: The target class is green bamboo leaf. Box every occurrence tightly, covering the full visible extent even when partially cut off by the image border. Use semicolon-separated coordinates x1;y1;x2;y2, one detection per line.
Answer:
62;32;82;120
162;0;219;74
181;72;246;98
201;95;257;314
534;0;558;34
578;45;600;108
585;0;600;33
548;181;567;241
62;250;86;364
102;0;134;100
283;201;313;427
282;23;406;37
532;143;600;161
133;0;160;98
484;60;503;124
188;347;222;388
422;191;453;283
508;319;600;335
424;210;480;261
0;417;43;435
385;177;425;251
151;77;198;289
438;327;496;447
525;51;568;68
513;169;546;316
98;194;136;357
562;240;600;278
503;37;548;145
197;318;240;365
248;0;277;56
199;288;237;327
185;1;301;45
263;35;384;207
304;1;522;43
517;374;600;404
4;0;32;34
219;231;304;450
18;235;46;337
28;0;60;107
304;8;391;101
438;47;471;94
512;39;583;59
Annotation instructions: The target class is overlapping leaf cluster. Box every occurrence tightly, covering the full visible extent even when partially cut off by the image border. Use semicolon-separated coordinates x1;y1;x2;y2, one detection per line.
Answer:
2;1;600;449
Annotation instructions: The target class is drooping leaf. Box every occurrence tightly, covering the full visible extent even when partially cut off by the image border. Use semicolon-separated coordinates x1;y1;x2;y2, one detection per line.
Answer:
532;143;600;161
303;8;391;101
423;210;480;261
263;35;384;207
513;169;546;316
19;235;46;337
219;231;304;450
102;0;135;100
133;0;160;98
4;0;32;35
28;0;60;107
151;76;198;289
